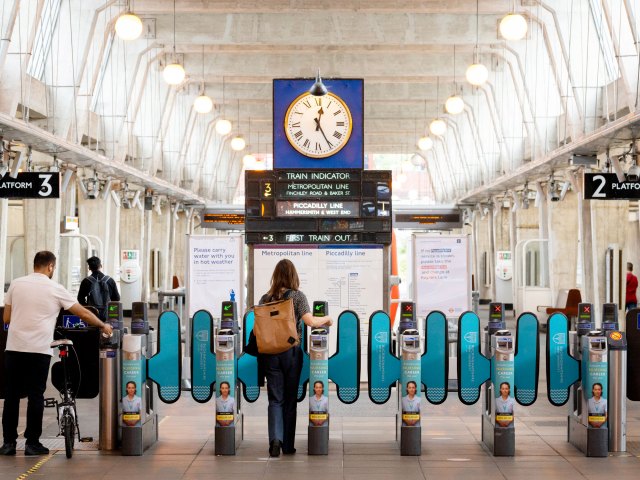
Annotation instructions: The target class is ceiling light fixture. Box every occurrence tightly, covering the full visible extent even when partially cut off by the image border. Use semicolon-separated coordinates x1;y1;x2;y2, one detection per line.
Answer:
193;45;213;113
499;3;528;41
429;77;447;136
230;100;245;151
418;136;433;151
309;69;328;96
163;0;186;85
466;0;489;86
115;1;143;41
445;45;465;114
215;76;231;134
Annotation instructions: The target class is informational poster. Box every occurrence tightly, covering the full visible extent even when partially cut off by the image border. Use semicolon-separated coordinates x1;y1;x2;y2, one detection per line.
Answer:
413;235;471;318
253;245;383;322
121;335;144;427
187;235;243;318
215;334;236;427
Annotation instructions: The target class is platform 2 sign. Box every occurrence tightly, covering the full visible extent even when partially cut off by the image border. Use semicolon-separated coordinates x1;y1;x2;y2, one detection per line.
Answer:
584;173;640;200
0;172;59;199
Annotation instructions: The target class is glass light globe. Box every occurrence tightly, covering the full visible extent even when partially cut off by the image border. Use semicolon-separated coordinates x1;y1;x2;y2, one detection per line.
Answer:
418;136;433;151
466;63;489;86
230;136;246;151
242;154;256;169
215;119;232;135
500;13;528;41
193;94;213;114
163;63;186;85
429;118;447;136
254;159;266;171
115;12;143;41
445;95;465;115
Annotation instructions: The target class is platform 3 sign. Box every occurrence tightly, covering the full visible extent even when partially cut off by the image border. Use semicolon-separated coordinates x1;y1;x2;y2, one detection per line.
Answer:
584;173;640;200
0;172;59;199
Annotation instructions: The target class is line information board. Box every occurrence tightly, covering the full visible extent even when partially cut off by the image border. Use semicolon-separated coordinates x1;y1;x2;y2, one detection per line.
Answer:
412;235;471;318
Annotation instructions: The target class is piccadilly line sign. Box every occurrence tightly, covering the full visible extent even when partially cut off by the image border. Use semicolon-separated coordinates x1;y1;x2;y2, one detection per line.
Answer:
0;172;60;199
583;172;640;200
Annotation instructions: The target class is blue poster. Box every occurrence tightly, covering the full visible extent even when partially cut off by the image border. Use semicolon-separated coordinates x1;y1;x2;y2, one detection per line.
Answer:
400;356;421;427
309;356;329;427
122;349;144;427
584;360;608;428
493;356;515;428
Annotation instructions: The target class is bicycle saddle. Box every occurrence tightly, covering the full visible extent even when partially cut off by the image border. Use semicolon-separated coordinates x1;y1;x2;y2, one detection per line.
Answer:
51;339;73;347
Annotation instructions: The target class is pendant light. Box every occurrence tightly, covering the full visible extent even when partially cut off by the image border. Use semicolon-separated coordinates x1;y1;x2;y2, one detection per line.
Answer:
193;45;213;113
242;118;256;168
500;2;528;41
429;77;447;136
230;100;246;151
417;100;432;150
309;69;328;96
115;1;143;41
216;77;232;134
163;0;186;85
445;45;465;115
466;0;489;86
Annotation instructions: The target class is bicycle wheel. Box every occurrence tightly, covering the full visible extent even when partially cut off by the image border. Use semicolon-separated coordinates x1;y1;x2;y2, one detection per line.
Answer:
63;412;75;459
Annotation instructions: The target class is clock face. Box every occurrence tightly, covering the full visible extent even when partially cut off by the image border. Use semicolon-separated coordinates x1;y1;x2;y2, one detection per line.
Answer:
284;92;352;158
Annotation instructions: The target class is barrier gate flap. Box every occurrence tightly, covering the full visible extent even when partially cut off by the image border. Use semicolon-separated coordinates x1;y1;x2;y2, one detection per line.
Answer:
238;311;260;402
421;311;448;405
191;310;216;403
147;311;181;403
368;310;400;404
457;311;490;405
514;312;539;406
298;326;310;402
546;313;579;406
328;310;361;404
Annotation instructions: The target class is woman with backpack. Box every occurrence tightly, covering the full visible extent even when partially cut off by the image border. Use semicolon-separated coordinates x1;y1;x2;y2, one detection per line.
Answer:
258;259;332;457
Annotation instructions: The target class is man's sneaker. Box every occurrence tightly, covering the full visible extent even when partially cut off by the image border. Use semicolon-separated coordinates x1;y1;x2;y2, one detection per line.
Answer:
0;442;16;455
25;443;49;456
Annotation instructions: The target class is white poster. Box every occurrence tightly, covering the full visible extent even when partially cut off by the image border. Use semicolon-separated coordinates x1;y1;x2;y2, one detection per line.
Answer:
187;235;244;318
253;245;383;323
413;235;471;318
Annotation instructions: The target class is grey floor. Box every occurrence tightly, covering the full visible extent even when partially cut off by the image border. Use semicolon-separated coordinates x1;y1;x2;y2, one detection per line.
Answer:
1;312;640;479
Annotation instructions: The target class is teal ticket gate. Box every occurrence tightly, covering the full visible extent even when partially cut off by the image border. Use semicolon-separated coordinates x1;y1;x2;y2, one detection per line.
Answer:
121;305;181;455
368;309;448;455
458;308;539;456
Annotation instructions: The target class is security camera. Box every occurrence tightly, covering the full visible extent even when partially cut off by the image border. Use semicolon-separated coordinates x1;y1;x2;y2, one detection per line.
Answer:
549;180;560;202
85;179;100;199
626;164;640;182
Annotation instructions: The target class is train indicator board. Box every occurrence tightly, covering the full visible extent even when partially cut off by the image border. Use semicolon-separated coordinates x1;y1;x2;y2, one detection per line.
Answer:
276;200;360;217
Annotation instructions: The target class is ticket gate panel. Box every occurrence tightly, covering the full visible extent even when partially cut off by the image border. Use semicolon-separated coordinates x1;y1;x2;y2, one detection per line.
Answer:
368;310;400;404
626;308;640;401
421;311;448;404
238;311;260;402
514;312;539;405
457;311;491;405
191;310;216;403
546;313;580;406
295;327;310;402
147;311;181;403
328;310;361;404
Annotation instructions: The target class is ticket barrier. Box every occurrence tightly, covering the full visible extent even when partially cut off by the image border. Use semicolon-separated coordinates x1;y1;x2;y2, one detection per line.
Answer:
458;304;539;456
547;303;627;456
121;303;181;455
99;302;125;450
368;306;448;456
191;301;257;455
305;302;360;455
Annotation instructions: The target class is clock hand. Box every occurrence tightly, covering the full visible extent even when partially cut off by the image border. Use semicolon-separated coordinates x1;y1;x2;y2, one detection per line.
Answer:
315;107;324;131
314;119;333;148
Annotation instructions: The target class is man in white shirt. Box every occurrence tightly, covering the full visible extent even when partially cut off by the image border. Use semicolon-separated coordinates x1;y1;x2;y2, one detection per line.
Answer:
1;251;112;456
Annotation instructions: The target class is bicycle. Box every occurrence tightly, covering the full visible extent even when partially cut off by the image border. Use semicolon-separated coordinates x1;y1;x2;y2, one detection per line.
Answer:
45;338;85;458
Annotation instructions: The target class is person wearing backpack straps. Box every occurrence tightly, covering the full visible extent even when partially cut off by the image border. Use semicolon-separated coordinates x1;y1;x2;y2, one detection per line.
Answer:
258;259;332;457
77;256;120;321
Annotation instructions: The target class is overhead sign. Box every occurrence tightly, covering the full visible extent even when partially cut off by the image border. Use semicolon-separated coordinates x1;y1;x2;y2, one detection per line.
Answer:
0;172;59;199
393;209;462;229
584;173;640;200
201;209;245;230
276;200;360;217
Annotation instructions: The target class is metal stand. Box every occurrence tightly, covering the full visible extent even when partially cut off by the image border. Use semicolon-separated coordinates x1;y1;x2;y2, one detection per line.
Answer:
215;413;243;455
482;412;515;456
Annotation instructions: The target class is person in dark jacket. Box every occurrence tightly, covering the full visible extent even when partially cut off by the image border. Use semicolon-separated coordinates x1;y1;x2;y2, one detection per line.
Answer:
77;256;120;320
259;259;332;457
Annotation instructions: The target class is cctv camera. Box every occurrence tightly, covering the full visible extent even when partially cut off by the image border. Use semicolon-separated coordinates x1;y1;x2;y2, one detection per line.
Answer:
626;164;640;182
549;180;560;202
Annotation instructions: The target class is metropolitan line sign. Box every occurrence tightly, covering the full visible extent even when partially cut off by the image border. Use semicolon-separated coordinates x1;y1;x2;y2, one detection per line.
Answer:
0;172;60;199
583;173;640;200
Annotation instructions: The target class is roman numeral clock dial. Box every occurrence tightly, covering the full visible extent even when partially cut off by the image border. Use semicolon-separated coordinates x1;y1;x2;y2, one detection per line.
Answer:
284;92;352;158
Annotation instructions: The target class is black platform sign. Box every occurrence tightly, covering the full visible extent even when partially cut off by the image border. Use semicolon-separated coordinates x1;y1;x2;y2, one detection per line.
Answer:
245;169;391;244
0;172;60;199
584;173;640;200
201;211;245;230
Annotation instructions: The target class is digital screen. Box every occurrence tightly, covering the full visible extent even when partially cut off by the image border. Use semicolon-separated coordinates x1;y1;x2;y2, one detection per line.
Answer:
490;303;503;320
311;335;327;349
401;303;414;318
579;304;592;320
313;302;326;316
221;302;234;318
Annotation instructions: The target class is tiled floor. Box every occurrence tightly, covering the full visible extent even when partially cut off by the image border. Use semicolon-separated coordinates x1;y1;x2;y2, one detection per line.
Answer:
1;384;639;480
